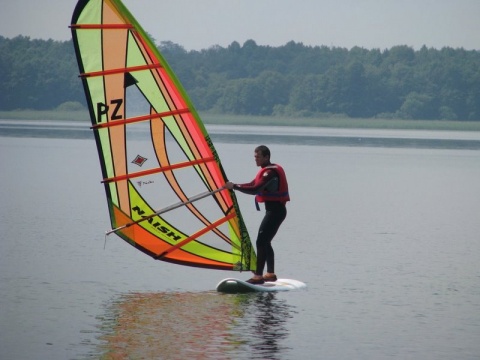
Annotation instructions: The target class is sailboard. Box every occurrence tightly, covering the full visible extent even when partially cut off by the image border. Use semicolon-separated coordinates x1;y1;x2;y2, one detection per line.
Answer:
216;278;307;294
70;0;256;272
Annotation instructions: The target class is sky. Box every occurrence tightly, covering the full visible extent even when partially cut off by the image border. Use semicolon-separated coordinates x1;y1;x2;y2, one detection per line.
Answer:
1;0;479;51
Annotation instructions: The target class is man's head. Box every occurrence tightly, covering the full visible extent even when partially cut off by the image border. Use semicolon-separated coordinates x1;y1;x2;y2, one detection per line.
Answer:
254;145;271;167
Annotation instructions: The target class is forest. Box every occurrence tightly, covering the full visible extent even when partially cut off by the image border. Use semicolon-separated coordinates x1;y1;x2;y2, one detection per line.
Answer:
0;35;479;121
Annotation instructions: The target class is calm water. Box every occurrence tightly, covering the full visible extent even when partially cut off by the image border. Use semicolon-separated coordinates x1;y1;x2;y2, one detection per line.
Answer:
1;121;479;359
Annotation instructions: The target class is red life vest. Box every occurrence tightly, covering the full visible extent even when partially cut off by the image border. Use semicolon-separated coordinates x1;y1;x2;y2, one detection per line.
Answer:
254;164;290;204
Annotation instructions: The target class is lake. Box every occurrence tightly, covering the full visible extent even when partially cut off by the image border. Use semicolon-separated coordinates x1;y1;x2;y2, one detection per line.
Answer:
1;120;479;359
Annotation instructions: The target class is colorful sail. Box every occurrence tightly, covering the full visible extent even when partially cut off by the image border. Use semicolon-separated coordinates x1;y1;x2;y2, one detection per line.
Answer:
70;0;255;270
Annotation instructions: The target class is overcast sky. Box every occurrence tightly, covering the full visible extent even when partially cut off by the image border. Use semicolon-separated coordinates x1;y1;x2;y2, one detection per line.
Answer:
1;0;479;51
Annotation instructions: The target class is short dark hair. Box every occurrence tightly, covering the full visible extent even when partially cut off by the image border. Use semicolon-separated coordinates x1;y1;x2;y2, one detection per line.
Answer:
255;145;270;158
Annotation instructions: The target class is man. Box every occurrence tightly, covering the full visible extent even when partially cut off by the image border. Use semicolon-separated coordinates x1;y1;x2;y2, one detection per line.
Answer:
225;145;290;284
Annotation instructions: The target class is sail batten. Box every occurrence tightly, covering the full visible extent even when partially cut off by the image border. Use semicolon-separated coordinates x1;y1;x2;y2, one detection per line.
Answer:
80;63;162;78
156;212;238;259
101;157;216;183
70;23;133;30
71;0;255;271
91;108;190;129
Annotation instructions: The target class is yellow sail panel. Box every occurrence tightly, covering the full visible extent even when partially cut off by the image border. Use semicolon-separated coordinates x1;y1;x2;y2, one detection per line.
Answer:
71;0;255;270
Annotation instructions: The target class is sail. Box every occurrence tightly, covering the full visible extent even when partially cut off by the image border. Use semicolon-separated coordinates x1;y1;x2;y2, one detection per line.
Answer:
70;0;255;271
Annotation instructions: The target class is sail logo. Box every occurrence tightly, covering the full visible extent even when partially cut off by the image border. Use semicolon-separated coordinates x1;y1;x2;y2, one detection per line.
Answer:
137;180;154;187
131;205;182;241
132;155;147;167
96;99;123;123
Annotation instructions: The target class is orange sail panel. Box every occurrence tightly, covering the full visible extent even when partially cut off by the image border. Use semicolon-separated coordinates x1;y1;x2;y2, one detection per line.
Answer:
71;0;255;271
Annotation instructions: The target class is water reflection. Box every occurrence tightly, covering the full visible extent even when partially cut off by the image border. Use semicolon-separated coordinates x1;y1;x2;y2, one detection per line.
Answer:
2;120;480;149
235;292;293;359
212;132;480;149
92;291;295;359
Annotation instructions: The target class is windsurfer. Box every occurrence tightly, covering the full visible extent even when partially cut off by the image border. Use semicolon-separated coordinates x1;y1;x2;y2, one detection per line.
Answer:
225;145;289;284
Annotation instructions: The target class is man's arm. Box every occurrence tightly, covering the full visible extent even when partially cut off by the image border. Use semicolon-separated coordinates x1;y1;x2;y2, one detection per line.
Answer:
226;170;277;195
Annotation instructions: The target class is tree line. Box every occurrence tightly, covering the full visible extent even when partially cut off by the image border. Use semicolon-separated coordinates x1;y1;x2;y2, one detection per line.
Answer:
1;35;479;120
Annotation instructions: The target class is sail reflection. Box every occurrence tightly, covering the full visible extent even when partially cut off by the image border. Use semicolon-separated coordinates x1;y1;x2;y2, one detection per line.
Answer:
93;291;295;359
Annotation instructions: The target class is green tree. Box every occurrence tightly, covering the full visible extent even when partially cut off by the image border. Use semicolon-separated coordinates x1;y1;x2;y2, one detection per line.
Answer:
0;36;479;120
398;92;434;119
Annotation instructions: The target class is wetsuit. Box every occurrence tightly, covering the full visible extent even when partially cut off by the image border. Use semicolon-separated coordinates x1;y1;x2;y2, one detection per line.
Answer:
233;164;289;276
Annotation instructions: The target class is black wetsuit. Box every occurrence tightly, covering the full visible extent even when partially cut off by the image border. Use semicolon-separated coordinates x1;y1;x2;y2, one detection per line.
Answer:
233;167;287;275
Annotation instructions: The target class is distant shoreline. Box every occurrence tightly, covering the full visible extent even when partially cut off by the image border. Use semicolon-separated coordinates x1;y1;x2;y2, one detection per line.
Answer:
1;110;479;132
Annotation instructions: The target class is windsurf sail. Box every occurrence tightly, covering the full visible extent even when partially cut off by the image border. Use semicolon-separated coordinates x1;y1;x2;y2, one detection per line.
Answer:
70;0;255;270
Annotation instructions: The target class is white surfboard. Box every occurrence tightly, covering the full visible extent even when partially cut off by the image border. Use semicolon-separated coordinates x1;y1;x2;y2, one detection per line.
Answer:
216;278;307;293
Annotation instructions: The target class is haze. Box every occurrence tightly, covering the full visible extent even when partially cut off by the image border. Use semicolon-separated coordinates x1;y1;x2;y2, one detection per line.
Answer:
1;0;479;50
